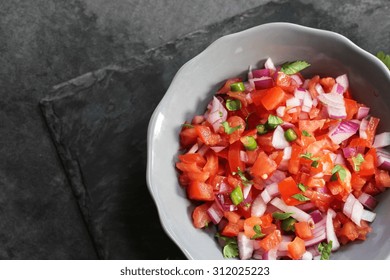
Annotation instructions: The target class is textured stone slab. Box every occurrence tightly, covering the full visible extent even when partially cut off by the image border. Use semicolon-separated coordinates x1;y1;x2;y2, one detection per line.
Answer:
39;1;390;259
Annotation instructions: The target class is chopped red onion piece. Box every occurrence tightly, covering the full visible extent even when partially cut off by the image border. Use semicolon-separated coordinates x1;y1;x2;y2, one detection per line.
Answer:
240;150;249;163
245;91;254;103
197;144;209;156
272;126;291;149
294;88;306;100
187;143;199;154
248;65;253;80
280;122;295;129
216;193;237;212
306;246;320;257
326;208;340;251
206;96;227;132
358;192;378;210
252;69;270;78
251;194;267;217
262;248;278;260
361;209;376;222
252;77;274;89
336;74;349;92
243;184;252;199
301;251;313;260
359;118;368;139
328;120;359;144
261;182;280;204
312;221;326;236
243;81;255;92
263;171;286;185
210;146;226;153
207;202;224;224
315;83;325;95
270;197;314;224
377;153;390;171
356;106;370;120
304;231;326;247
331;83;344;95
334;152;346;165
261;189;272;204
286;97;301;108
343;193;355;218
373;132;390;148
351;199;364;226
278;146;292;171
264;57;276;71
238;232;254;260
296;202;316;212
310;210;324;224
318;92;346;119
342;146;364;158
276;106;286;117
290;74;303;86
252;249;264;260
287;107;298;114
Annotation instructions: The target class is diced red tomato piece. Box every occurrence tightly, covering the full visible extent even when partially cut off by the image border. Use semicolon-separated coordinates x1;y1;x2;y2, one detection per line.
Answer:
261;86;286;111
195;125;221;146
203;151;219;177
243;216;263;239
192;203;212;228
257;230;282;252
217;78;241;94
228;140;245;173
250;151;277;180
288;236;306;260
294;222;313;240
319;77;335;92
179;126;198;148
187;181;214;201
358;148;377;176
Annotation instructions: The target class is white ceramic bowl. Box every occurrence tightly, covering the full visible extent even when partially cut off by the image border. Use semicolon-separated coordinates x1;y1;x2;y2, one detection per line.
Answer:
147;22;390;260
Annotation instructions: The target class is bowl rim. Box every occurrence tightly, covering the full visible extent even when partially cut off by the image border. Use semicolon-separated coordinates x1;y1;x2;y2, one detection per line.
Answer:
146;22;390;259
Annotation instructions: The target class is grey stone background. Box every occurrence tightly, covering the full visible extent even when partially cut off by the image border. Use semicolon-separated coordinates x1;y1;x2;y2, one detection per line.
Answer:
0;0;389;259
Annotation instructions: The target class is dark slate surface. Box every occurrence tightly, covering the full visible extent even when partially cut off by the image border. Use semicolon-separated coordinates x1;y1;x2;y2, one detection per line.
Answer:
1;0;389;259
39;2;390;259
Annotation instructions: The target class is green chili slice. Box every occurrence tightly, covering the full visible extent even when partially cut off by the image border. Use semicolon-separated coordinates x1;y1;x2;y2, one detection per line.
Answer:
230;186;243;205
230;82;245;92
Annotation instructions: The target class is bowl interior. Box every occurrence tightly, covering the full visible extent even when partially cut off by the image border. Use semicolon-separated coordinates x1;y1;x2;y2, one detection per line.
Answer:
147;22;390;260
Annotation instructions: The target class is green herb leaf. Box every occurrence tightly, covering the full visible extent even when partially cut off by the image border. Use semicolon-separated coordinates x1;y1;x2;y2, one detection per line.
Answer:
232;167;253;186
251;224;266;239
291;193;310;202
281;60;311;75
182;123;194;128
272;212;294;220
318;240;333;260
281;217;296;232
311;160;319;168
302;130;312;137
226;99;242;111
331;164;347;181
351;153;365;171
376;51;390;70
297;183;307;192
222;121;242;135
215;233;239;258
299;152;320;161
